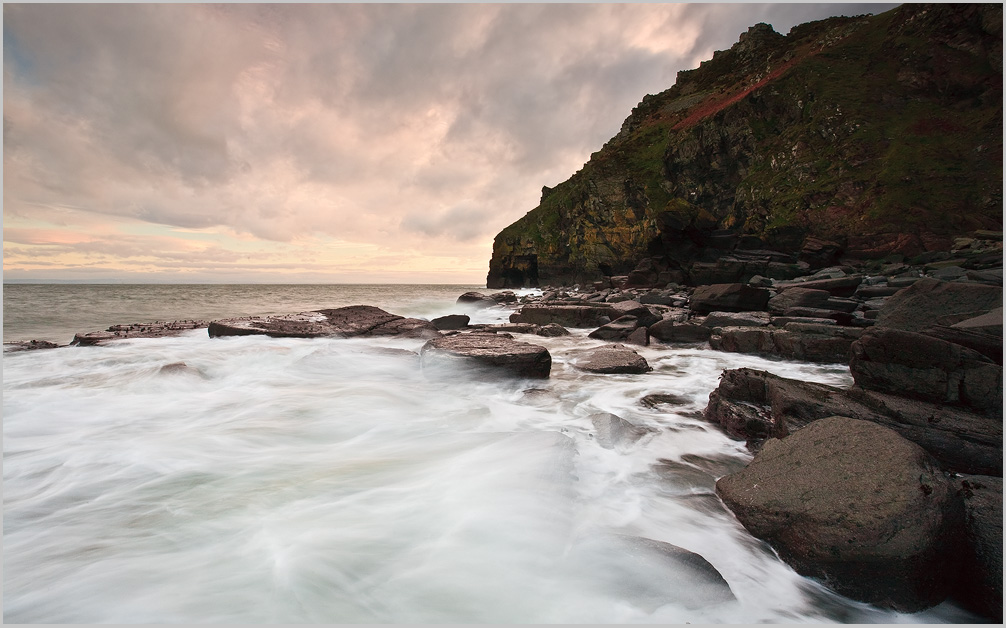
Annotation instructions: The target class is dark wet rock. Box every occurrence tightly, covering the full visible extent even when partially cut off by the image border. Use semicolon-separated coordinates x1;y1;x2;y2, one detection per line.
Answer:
689;283;770;314
625;326;649;346
489;290;518;304
589;412;653;450
703;368;1002;474
874;278;1002;333
419;333;551;379
954;475;1003;621
716;417;965;612
639;291;674;306
72;320;208;345
769;316;837;327
518;388;557;405
571;344;651;374
509;304;615;328
480;322;541;335
588;315;641;341
3;339;61;352
648;320;712;343
431;314;470;330
855;285;903;298
710;324;863;363
158;362;207;378
567;534;735;611
767;287;831;314
536;323;571;337
610;300;661;326
209;306;439;340
640;393;690;409
780;307;856;325
456;291;498;308
849;328;1002;413
702;310;770;328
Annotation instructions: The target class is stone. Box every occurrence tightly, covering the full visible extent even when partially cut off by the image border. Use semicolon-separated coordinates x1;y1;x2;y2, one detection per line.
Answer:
610;300;661;326
72;320;208;345
571;344;651;374
716;417;965;612
703;310;770;328
769;316;837;327
874;278;1002;333
208;306;440;340
589;412;653;450
489;291;518;304
3;339;61;352
855;285;903;298
419;333;551;379
767;287;831;314
536;323;571;337
456;291;499;308
509;304;615;328
709;324;863;363
430;314;470;330
954;475;1003;621
703;368;1003;475
648;320;712;343
625;326;649;346
777;275;863;296
780;307;856;325
639;291;674;306
689;283;770;314
849;328;1002;413
588;315;641;341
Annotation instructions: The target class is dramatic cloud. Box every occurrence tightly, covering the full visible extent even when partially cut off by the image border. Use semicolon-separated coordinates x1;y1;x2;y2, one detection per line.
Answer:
3;3;895;283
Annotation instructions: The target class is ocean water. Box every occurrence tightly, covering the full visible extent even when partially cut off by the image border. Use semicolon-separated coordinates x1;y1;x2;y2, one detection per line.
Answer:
2;284;981;623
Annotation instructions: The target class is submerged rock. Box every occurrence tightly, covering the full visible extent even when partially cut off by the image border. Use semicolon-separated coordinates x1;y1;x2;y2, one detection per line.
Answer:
72;320;208;345
3;340;61;352
208;305;439;340
571;344;651;374
431;314;470;330
588;412;653;450
419;333;551;379
716;417;964;612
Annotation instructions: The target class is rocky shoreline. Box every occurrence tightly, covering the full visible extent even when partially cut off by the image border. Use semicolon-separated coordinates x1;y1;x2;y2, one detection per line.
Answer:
4;262;1001;619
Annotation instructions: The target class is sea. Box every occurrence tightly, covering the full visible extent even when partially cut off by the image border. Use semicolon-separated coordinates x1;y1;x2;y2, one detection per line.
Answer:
2;284;983;623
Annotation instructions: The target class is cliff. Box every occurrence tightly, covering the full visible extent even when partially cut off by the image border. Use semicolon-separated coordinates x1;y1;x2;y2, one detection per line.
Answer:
487;3;1003;288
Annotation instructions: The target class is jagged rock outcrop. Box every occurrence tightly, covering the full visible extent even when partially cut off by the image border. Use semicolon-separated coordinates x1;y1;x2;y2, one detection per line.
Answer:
487;4;1002;288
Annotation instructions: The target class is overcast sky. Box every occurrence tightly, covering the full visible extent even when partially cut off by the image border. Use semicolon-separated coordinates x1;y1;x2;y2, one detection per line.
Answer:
3;3;896;284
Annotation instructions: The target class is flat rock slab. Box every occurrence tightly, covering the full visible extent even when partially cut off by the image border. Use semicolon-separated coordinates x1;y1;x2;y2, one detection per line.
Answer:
3;340;62;352
72;320;208;346
875;278;1002;333
690;283;771;314
716;417;963;612
776;275;863;297
208;305;439;339
703;310;771;328
420;333;551;379
571;344;651;374
509;304;615;328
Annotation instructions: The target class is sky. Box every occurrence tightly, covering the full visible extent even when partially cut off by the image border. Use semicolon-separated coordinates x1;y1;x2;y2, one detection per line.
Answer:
3;2;897;284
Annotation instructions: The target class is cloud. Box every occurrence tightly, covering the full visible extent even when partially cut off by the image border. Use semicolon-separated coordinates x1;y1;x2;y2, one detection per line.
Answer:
3;3;898;282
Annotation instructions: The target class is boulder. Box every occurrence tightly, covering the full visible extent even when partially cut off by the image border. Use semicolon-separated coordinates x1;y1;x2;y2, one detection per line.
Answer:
208;306;440;340
509;304;615;328
702;311;770;328
419;333;551;379
776;275;863;296
456;291;498;308
4;339;61;352
489;291;518;304
610;300;660;325
954;475;1003;621
849;328;1002;413
703;368;1002;475
716;417;965;612
767;287;831;314
588;315;641;341
648;320;712;343
625;326;649;346
536;323;571;337
571;344;651;374
874;278;1002;332
689;283;770;314
589;413;653;450
709;324;863;363
430;314;470;330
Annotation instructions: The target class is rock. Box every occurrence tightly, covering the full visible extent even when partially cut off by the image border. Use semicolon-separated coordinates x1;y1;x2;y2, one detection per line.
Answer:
767;287;831;314
849;328;1002;413
689;283;770;314
716;417;965;612
610;300;661;326
72;320;208;345
874;278;1002;333
431;314;470;330
571;344;651;374
208;306;439;340
648;320;712;343
588;315;641;341
509;304;615;328
625;326;649;346
855;285;903;298
456;291;498;308
589;412;653;450
954;475;1003;621
3;339;61;352
489;291;518;304
710;324;863;363
419;333;551;379
639;291;674;305
640;393;690;408
780;307;856;325
777;275;863;296
702;310;770;328
703;368;1003;475
158;362;206;378
536;323;571;337
769;316;837;327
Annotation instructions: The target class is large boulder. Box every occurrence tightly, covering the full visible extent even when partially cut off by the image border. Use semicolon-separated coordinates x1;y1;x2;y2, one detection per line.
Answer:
874;278;1002;333
704;368;1003;475
849;328;1002;413
648;320;712;343
419;333;551;379
716;417;965;612
689;283;770;314
509;304;615;328
954;475;1003;621
208;306;440;339
571;344;651;374
588;315;641;341
456;291;499;308
430;314;470;330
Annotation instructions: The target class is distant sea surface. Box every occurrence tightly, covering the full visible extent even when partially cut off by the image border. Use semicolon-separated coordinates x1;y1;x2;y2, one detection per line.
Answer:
3;283;486;344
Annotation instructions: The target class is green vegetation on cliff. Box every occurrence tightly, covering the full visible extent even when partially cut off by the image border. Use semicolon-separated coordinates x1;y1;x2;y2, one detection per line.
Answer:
488;3;1002;288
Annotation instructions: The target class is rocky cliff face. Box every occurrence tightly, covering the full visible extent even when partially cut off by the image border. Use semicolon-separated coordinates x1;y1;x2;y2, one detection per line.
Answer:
487;3;1003;288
